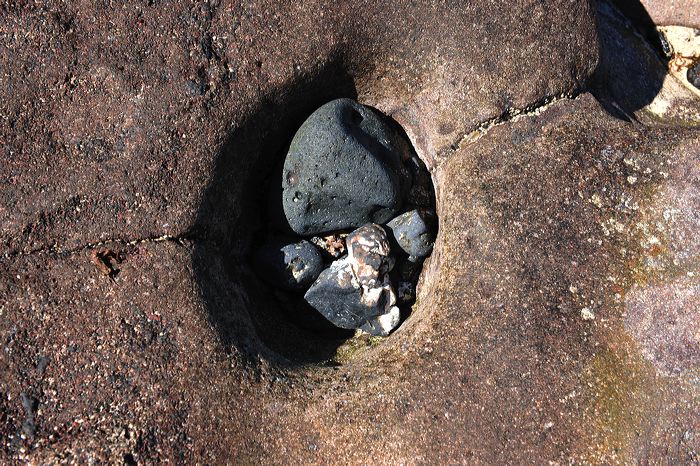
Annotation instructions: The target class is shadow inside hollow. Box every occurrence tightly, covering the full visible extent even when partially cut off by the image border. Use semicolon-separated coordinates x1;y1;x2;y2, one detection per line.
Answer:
191;56;360;366
589;0;667;121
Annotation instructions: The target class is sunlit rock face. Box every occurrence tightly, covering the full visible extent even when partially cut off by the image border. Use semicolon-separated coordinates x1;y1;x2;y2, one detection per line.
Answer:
3;0;700;464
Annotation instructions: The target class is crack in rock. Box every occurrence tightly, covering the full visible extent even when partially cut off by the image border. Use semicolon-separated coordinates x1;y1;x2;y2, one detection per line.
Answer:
0;233;195;261
441;90;584;159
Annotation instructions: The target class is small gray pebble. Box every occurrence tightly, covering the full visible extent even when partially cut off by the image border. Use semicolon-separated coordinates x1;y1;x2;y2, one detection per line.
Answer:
253;240;323;291
185;79;205;96
386;209;435;259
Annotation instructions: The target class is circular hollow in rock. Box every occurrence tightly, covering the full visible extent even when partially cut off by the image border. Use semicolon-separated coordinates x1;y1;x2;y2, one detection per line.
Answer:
192;67;437;366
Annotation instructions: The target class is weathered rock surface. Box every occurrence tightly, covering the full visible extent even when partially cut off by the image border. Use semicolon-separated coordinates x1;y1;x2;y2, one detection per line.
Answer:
8;0;699;464
281;99;409;235
360;305;401;337
252;239;323;290
0;0;598;257
345;224;395;288
621;0;700;28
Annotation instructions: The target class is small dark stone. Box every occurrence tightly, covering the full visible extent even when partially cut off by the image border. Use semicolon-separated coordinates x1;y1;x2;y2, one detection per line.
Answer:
386;209;435;260
304;256;394;330
36;356;49;374
20;392;37;439
304;224;400;336
253;240;323;291
688;62;700;90
280;98;411;235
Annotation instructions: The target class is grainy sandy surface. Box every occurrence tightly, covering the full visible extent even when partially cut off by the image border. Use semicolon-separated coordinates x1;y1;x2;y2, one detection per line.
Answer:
1;0;699;463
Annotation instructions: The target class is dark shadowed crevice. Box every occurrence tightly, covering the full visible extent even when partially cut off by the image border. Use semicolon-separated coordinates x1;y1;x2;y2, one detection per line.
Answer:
191;56;439;367
589;0;666;120
192;56;359;366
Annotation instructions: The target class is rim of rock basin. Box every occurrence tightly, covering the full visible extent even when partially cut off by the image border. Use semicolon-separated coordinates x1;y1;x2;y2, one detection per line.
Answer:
191;61;440;368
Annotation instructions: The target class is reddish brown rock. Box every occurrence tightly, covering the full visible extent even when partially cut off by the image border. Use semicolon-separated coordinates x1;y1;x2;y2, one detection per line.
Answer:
634;0;700;28
4;0;700;464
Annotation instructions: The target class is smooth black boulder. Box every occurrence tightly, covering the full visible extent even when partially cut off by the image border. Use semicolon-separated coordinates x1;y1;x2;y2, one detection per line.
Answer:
252;240;324;291
280;98;410;236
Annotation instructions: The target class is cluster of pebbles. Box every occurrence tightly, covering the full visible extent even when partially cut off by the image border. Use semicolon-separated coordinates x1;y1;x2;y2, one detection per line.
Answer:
253;98;436;337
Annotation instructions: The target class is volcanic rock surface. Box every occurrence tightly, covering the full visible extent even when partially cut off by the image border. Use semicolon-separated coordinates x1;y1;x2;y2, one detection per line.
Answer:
280;98;409;235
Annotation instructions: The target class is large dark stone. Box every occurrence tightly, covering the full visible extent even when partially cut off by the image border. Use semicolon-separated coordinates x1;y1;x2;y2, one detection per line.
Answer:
280;99;410;235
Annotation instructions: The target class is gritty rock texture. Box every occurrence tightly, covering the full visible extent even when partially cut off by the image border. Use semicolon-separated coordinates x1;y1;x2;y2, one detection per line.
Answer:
425;94;700;464
628;0;700;28
6;0;698;464
0;0;598;258
624;278;700;376
252;239;323;290
281;98;408;235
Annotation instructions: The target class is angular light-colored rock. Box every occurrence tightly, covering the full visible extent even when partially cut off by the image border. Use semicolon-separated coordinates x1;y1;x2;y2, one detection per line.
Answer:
361;305;401;337
346;223;395;288
305;224;400;335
